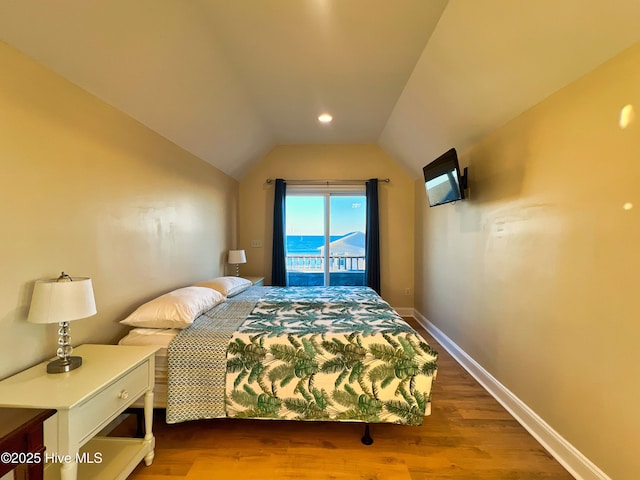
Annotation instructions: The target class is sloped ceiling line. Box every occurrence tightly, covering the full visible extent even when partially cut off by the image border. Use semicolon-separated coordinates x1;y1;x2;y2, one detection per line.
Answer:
1;0;639;179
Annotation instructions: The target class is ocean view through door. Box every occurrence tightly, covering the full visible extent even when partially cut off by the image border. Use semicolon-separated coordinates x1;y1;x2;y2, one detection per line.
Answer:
285;192;366;286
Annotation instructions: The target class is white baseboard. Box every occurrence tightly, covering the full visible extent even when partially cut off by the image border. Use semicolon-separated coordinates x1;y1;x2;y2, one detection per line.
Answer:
412;309;611;480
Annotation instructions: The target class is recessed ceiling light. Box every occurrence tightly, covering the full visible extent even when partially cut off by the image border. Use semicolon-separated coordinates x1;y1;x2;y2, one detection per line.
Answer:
318;113;333;123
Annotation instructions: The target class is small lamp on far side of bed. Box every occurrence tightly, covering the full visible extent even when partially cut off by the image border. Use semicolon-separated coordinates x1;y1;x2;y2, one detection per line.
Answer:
28;272;97;374
228;249;247;276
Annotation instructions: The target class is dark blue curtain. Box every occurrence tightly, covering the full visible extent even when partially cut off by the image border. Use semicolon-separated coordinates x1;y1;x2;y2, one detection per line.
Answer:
365;178;380;294
271;179;287;286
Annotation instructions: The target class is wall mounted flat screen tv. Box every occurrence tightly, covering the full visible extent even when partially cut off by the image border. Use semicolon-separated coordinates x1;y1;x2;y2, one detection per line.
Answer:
423;148;467;207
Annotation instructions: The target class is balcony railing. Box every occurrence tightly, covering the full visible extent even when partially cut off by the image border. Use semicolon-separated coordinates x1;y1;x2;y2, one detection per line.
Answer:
286;254;366;286
286;254;365;272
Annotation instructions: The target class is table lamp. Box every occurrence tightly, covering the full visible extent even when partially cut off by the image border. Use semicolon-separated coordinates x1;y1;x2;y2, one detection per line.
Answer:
228;249;247;276
27;272;97;373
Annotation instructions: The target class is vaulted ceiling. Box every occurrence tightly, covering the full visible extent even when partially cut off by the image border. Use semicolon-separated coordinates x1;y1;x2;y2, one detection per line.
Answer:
2;0;640;179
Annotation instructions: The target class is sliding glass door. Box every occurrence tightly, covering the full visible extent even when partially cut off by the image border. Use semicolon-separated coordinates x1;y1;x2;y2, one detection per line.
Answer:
285;190;366;287
286;195;325;286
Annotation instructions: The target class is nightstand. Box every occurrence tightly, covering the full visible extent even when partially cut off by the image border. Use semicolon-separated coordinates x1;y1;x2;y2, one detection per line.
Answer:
0;344;158;480
0;407;55;480
244;276;264;286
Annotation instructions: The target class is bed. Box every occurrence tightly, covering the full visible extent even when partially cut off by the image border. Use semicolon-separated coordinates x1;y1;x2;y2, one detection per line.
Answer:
118;278;437;441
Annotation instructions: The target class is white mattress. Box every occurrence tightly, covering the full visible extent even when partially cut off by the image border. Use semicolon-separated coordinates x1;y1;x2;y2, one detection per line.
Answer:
118;328;179;408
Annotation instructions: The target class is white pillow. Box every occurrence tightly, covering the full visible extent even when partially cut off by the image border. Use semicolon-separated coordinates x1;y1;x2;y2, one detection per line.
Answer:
195;276;252;297
120;286;226;329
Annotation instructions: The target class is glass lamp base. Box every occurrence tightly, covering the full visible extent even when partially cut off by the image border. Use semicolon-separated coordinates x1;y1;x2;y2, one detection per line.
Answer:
47;356;82;374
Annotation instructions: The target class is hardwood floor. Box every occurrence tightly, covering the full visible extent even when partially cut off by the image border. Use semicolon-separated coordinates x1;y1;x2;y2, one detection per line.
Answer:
119;319;573;479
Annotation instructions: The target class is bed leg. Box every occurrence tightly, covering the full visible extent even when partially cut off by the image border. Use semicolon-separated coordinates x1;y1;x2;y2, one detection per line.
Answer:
136;408;145;438
361;423;373;445
125;408;145;438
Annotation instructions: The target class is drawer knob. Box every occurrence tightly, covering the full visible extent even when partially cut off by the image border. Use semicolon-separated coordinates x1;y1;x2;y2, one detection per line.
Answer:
118;390;129;400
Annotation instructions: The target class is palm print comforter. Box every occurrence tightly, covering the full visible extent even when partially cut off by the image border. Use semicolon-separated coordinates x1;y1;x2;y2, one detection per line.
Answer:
224;286;437;425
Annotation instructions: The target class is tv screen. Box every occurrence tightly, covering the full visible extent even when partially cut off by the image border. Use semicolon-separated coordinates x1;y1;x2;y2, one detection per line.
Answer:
423;148;466;207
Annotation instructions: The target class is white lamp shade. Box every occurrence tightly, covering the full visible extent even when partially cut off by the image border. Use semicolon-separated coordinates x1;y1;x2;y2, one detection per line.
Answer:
228;249;247;264
28;277;97;324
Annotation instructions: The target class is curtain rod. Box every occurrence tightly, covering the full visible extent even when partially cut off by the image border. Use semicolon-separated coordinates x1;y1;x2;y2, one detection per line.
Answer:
266;178;390;185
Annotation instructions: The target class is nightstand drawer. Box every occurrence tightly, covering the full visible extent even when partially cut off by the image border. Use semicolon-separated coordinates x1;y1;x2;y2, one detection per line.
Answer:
73;361;149;445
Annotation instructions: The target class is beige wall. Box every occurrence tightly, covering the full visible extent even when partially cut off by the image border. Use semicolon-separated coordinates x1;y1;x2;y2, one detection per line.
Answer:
415;42;640;479
0;42;238;379
239;144;415;308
